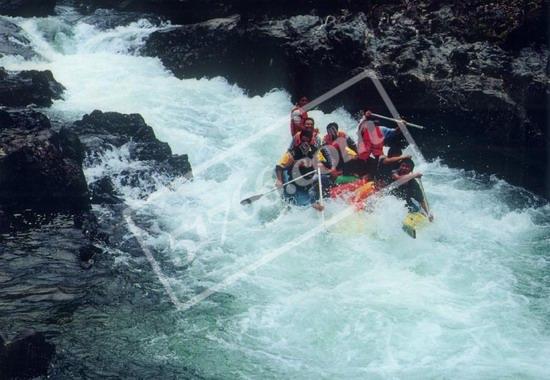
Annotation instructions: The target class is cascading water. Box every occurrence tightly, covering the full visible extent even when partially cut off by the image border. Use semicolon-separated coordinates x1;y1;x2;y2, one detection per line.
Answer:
2;8;549;379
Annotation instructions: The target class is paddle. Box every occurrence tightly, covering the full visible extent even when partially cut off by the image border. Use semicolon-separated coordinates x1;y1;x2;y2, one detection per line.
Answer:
370;112;425;130
418;177;433;221
240;171;314;205
317;166;326;225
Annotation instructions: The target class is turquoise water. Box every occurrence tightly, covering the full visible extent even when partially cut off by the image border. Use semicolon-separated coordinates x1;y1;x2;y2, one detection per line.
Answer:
2;9;549;379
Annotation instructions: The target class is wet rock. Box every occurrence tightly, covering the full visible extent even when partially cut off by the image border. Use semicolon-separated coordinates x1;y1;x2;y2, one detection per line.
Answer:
0;109;90;212
0;68;65;108
141;0;547;149
0;0;56;17
449;47;470;73
0;329;55;380
143;12;369;97
78;244;102;269
58;127;85;166
0;19;36;60
72;110;171;161
89;176;123;204
0;208;8;233
79;8;163;31
71;110;193;193
73;0;371;24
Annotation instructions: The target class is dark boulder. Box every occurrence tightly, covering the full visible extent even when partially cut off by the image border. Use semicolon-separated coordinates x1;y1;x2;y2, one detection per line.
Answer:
72;110;173;161
89;176;123;204
0;68;65;108
0;208;8;232
0;329;55;380
0;0;56;17
78;244;103;269
58;126;86;166
79;8;164;31
73;0;382;24
0;109;90;212
0;19;36;60
71;110;192;196
143;12;369;97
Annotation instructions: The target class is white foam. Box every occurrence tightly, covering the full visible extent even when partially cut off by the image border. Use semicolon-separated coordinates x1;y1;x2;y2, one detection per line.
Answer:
4;12;549;379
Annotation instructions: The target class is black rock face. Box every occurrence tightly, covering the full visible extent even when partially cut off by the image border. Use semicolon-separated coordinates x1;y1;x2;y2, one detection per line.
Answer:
72;0;377;24
71;110;193;194
89;176;123;204
143;13;369;98
0;109;90;213
72;110;172;161
141;0;548;195
0;68;65;108
0;330;55;380
0;0;56;17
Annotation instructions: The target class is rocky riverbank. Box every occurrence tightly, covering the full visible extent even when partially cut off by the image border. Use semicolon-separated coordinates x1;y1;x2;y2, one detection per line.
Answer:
140;0;548;170
2;1;547;194
0;63;192;378
0;2;548;377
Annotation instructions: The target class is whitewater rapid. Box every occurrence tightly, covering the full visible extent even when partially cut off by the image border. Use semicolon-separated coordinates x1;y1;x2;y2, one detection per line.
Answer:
2;8;550;379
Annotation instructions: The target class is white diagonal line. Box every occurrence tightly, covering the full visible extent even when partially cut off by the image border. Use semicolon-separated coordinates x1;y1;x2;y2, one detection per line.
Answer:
125;210;185;309
178;206;355;311
125;68;428;312
191;70;371;178
367;71;426;163
176;175;412;311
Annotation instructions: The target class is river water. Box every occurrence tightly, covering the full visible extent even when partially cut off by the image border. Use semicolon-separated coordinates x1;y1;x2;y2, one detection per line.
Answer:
2;8;550;379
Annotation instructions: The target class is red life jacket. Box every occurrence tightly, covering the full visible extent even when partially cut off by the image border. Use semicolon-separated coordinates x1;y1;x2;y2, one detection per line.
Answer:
329;179;377;210
358;121;384;160
329;178;370;199
290;106;308;136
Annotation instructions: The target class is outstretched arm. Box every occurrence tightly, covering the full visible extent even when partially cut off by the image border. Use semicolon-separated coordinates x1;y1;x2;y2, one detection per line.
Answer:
381;154;411;165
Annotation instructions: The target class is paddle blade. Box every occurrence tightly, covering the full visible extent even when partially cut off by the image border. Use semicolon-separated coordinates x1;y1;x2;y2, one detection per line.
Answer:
240;194;263;205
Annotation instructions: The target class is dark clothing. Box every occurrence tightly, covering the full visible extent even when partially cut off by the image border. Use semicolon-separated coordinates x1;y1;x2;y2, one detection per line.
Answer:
342;157;378;178
321;136;357;172
376;157;400;184
393;177;424;211
345;136;358;153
